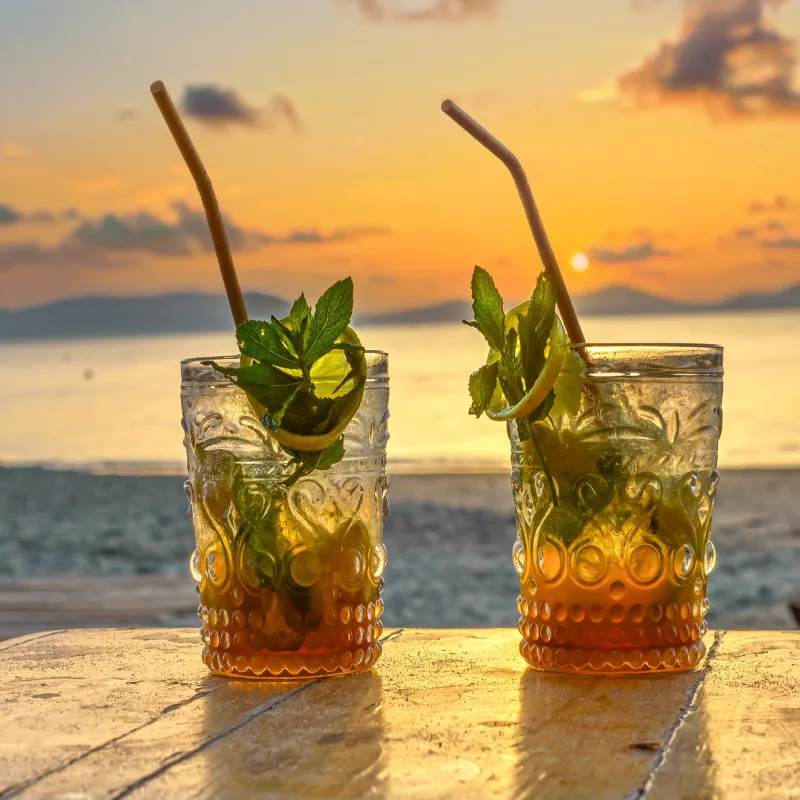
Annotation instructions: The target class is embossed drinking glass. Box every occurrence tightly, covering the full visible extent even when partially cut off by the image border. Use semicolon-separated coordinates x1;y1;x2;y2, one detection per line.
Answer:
181;351;389;679
512;344;723;674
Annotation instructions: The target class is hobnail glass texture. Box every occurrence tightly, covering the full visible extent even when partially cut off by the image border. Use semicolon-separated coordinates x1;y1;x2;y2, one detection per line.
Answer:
510;345;723;674
181;352;389;679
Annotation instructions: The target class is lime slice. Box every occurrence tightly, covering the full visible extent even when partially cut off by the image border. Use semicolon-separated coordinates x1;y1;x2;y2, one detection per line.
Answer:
245;324;367;452
485;303;566;422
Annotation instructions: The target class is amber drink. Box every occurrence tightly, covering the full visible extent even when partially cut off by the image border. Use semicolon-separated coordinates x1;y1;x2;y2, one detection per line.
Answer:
512;345;723;674
182;352;389;678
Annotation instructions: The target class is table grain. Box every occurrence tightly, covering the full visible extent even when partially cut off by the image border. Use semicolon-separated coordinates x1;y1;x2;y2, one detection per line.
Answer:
1;628;797;799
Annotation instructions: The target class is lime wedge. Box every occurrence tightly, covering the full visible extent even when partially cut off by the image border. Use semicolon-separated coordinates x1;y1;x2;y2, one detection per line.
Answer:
484;303;566;422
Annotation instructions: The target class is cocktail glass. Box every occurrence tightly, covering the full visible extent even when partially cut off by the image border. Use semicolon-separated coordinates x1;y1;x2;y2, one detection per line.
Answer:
512;344;723;674
182;351;390;678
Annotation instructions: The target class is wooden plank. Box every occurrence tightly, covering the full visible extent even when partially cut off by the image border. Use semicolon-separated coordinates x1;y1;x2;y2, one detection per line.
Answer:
647;630;800;799
1;628;798;799
0;575;197;641
0;627;301;797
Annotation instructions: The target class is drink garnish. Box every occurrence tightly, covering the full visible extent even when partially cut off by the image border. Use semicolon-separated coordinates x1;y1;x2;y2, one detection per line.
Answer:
206;277;366;486
465;266;584;505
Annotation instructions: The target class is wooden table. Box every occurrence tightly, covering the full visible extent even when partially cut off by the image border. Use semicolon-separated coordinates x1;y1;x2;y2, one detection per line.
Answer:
1;628;797;799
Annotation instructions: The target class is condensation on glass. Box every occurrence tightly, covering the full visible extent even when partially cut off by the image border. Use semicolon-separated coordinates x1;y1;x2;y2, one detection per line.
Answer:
181;352;389;679
510;344;723;674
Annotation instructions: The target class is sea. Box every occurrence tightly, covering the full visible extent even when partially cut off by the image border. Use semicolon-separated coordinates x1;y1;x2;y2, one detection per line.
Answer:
1;309;799;473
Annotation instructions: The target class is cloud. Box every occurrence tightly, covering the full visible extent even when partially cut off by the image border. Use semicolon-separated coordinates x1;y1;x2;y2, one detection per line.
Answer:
761;235;800;248
0;203;76;226
721;213;789;246
1;142;34;160
748;194;793;213
0;204;22;225
270;95;303;132
182;85;303;132
588;240;673;264
618;0;800;119
0;202;389;271
0;240;126;272
344;0;500;22
67;203;385;256
68;209;199;257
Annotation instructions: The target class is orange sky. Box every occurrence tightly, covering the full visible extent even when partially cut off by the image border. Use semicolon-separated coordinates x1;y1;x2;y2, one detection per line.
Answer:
2;0;800;312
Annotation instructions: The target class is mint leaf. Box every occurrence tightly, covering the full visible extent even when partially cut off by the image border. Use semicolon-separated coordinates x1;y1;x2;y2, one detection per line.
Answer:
261;384;301;432
315;379;365;432
282;437;345;487
529;271;557;344
289;294;312;350
518;272;556;390
236;320;299;370
329;341;365;358
468;362;498;418
283;445;324;486
305;278;354;364
205;360;303;412
317;437;345;470
466;266;505;351
271;315;303;356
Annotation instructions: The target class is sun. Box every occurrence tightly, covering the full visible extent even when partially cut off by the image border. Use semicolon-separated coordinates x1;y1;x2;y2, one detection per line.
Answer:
570;252;589;272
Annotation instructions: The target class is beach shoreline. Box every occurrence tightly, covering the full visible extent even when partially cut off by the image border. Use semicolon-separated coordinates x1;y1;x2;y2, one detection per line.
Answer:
0;466;797;639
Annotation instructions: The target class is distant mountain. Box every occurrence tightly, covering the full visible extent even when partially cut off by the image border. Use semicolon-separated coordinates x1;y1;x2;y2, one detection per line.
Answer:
572;286;690;316
0;292;287;341
2;282;800;340
719;282;800;311
357;301;471;326
359;286;692;326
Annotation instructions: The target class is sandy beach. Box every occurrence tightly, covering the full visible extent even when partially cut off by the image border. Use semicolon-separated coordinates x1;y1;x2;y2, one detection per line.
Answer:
0;466;798;640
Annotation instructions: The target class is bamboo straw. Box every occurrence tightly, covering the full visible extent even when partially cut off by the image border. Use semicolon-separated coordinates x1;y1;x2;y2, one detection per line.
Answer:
150;80;248;327
441;99;585;346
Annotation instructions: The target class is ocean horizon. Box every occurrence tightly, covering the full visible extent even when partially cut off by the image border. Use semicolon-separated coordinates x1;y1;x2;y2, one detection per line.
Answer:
2;308;799;474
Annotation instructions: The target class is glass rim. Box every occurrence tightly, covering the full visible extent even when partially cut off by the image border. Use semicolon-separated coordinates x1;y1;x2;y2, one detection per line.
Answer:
571;342;723;352
570;342;723;380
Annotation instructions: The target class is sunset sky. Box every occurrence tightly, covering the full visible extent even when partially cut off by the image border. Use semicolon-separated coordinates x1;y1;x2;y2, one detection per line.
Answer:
3;0;800;312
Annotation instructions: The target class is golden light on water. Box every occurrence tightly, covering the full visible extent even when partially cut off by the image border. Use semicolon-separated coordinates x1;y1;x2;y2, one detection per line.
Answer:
571;252;589;272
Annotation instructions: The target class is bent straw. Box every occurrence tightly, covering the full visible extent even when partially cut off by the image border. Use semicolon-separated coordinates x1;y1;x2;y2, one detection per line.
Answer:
150;80;248;327
441;99;585;347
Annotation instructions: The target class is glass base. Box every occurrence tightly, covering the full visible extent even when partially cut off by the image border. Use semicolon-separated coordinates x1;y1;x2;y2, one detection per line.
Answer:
520;638;707;674
202;639;383;679
197;591;385;679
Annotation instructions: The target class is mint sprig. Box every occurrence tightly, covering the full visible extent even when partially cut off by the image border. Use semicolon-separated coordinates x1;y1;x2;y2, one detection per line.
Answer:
204;277;364;487
465;266;574;506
